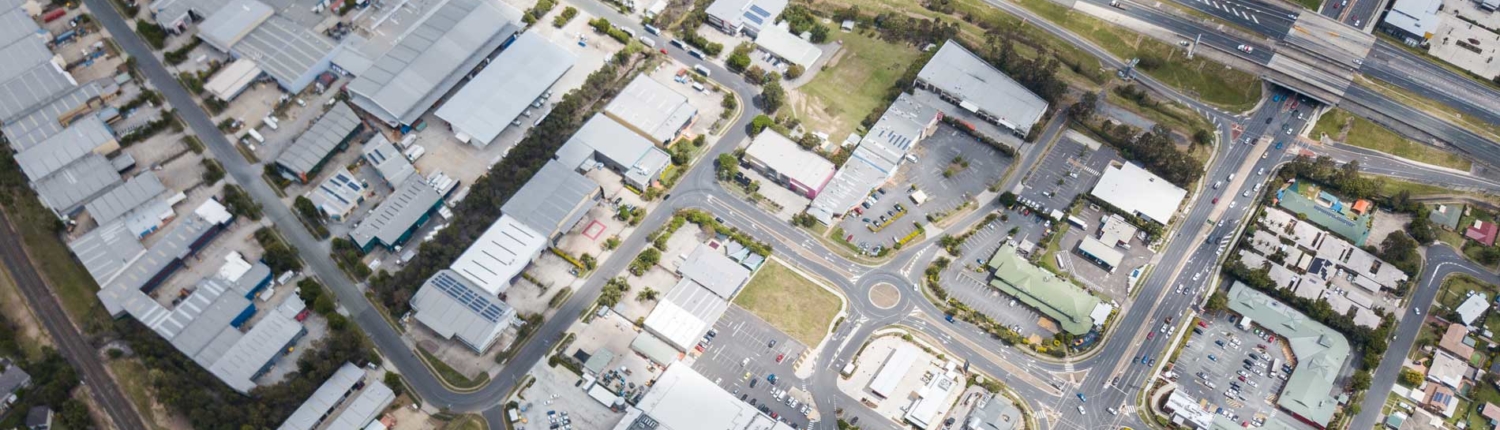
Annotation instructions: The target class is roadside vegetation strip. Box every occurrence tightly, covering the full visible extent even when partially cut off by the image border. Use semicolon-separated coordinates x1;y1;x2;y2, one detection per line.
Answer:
1355;76;1500;144
0;180;112;331
1012;0;1262;111
733;259;842;347
107;360;167;430
1311;108;1473;171
447;414;488;430
416;347;491;391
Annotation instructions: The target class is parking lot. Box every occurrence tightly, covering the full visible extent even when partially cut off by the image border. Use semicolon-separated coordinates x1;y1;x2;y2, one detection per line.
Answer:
937;206;1053;339
1172;312;1309;429
838;124;1012;249
1017;131;1119;215
692;306;813;429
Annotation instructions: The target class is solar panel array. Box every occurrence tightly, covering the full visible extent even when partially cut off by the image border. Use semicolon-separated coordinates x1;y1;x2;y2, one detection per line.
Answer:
432;272;506;322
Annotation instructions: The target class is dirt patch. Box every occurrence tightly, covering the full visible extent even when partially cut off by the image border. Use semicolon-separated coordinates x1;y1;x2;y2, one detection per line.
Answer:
869;283;900;309
0;267;52;357
1369;212;1413;248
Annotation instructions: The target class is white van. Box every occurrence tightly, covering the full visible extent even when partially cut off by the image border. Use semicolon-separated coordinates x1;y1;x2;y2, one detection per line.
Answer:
638;36;656;48
262;116;280;130
245;128;265;143
403;144;426;162
693;64;711;76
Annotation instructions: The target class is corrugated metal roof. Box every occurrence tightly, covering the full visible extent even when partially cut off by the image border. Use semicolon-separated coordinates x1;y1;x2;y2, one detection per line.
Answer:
0;8;39;48
753;25;822;67
326;381;395;429
275;102;362;176
195;0;273;50
33;153;122;216
1;80;108;152
985;243;1101;335
603;76;697;143
742;130;835;193
278;363;364;430
436;32;575;145
360;134;414;186
501;159;599;237
807;93;937;222
411;270;515;352
0;62;78;124
85;172;167;225
705;0;786;32
559;114;671;187
232;15;338;91
67;221;147;283
15;116;115;181
643;278;729;351
0;37;54;87
1226;282;1350;426
346;0;522;125
917;41;1048;135
449;214;547;296
349;176;442;249
207;305;305;392
678;245;751;299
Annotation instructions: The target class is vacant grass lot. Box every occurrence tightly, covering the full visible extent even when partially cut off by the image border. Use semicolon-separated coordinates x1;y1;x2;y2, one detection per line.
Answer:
1015;0;1262;111
109;359;169;430
733;259;841;347
1313;108;1472;171
798;32;921;141
0;267;49;360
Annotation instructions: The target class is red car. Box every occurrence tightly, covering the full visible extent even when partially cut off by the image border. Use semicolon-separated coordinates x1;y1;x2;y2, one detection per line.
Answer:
1238;375;1246;382
1197;320;1209;328
1213;197;1220;204
776;353;785;363
1146;332;1156;340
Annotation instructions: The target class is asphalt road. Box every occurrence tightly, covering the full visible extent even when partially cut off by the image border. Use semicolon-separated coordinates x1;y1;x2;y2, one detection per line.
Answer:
1348;245;1500;430
0;210;145;430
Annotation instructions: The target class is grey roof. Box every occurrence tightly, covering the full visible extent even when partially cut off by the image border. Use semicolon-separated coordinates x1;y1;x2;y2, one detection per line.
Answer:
361;134;415;186
153;0;233;27
501;159;600;236
67;221;147;282
233;15;339;91
85;172;167;225
1;80;109;152
0;62;79;124
643;278;730;350
630;332;679;365
33;153;123;216
603;76;698;143
350;176;443;248
278;363;364;430
157;278;250;364
0;365;30;396
95;200;232;318
16;116;116;181
326;378;395;429
24;406;49;427
0;8;39;49
705;0;787;32
449;214;547;295
753;25;822;67
275;102;362;177
436;32;575;145
807;93;938;222
557;114;671;187
208;301;305;392
346;0;523;125
1226;282;1349;426
411;269;516;351
917;41;1048;135
679;245;752;299
195;0;272;50
0;37;55;88
583;348;615;374
967;394;1021;430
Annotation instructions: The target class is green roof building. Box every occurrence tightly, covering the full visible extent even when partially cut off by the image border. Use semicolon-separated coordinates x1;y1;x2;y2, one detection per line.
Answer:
986;244;1109;335
1226;282;1350;428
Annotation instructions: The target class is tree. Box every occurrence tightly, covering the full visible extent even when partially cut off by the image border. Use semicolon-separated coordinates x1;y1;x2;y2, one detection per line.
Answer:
1193;129;1214;145
810;24;830;43
1408;214;1436;244
1206;291;1229;311
761;80;786;114
1069;92;1097;120
1400;368;1424;386
716;153;740;180
1379;232;1420;274
785;64;805;80
1479;246;1500;266
637;287;660;302
744;65;766;84
998;192;1018;207
750;114;774;135
383;372;406;397
1351;371;1372;391
727;51;751;73
798;133;821;149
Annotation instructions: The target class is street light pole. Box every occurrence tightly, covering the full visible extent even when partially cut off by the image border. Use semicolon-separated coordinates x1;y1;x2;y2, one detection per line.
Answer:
1188;34;1201;59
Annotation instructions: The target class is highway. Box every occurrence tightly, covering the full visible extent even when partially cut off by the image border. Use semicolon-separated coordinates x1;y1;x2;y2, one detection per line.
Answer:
76;0;1500;428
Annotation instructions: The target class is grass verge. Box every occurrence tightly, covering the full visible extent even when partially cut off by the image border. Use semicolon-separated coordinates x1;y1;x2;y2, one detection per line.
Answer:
446;414;488;430
1313;108;1472;171
1;194;110;332
108;360;167;430
417;348;490;390
1014;0;1262;111
733;260;841;346
1356;75;1500;145
0;267;49;360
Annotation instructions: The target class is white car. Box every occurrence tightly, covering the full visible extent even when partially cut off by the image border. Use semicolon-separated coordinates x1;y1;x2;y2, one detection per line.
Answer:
1078;406;1087;415
1237;44;1254;53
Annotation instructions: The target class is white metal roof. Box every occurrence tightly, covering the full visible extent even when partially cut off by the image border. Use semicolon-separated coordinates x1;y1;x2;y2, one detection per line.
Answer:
705;0;787;33
205;59;263;101
1089;163;1187;224
743;130;835;193
868;343;920;398
807;93;938;223
345;0;522;125
327;381;395;430
309;167;366;218
631;363;792;430
361;134;415;186
501;159;599;237
435;32;575;145
754;25;822;67
195;0;272;51
15;115;116;182
678;244;752;299
1077;237;1123;268
557;114;672;187
85;172;167;225
232;15;338;91
450;214;547;295
1383;0;1441;39
603;76;698;143
643;278;729;351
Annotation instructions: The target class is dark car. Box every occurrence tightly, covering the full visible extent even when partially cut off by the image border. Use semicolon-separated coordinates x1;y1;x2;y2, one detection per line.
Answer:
768;339;777;348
